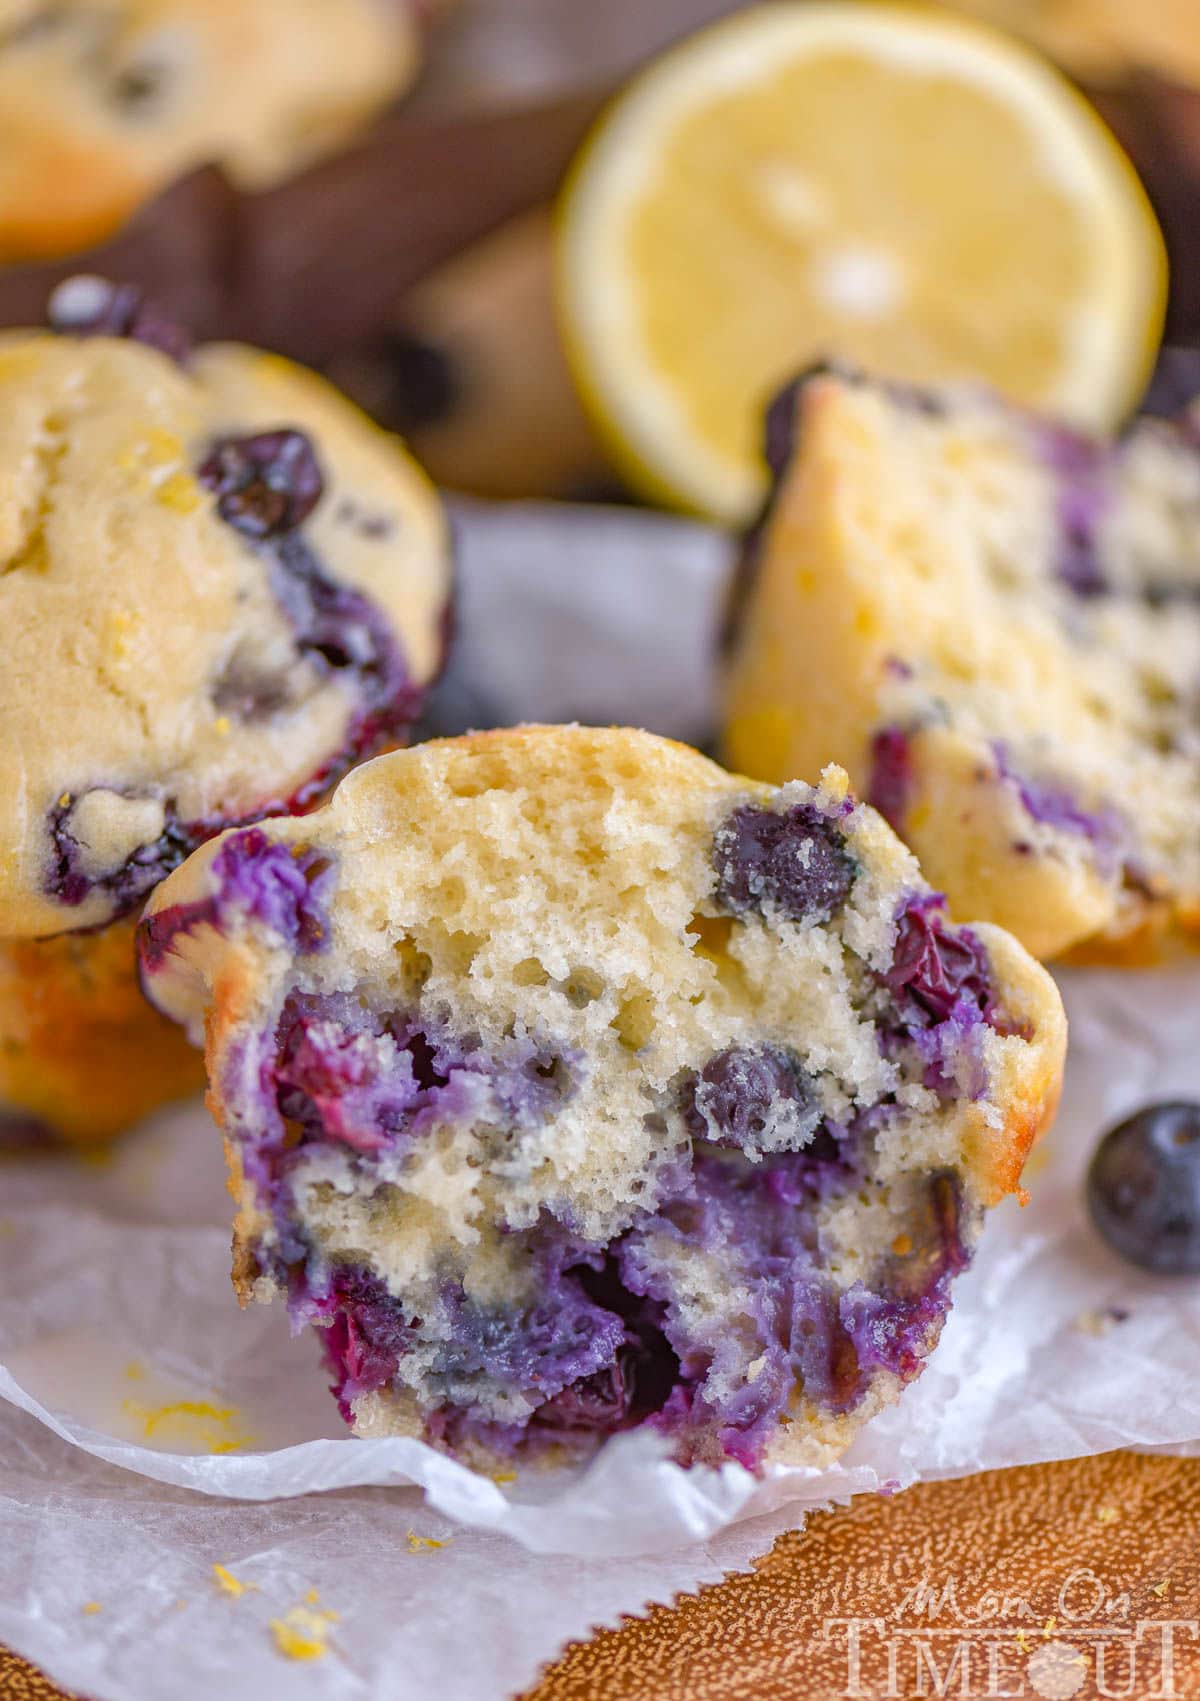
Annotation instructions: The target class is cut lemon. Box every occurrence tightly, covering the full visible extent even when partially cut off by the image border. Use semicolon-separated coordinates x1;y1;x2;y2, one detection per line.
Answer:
556;2;1167;525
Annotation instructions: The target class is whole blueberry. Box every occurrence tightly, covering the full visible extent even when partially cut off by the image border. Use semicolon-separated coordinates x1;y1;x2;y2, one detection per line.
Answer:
197;430;324;539
1087;1102;1200;1274
46;275;191;366
713;803;855;925
685;1045;814;1151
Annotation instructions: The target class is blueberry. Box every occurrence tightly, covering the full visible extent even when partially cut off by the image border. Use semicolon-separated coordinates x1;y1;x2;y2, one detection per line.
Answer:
713;803;855;925
46;276;191;366
684;1045;814;1151
1087;1102;1200;1275
46;792;193;914
197;430;324;539
884;899;992;1028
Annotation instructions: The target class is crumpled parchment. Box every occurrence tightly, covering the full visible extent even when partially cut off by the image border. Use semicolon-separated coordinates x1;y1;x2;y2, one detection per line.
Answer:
2;502;1199;1701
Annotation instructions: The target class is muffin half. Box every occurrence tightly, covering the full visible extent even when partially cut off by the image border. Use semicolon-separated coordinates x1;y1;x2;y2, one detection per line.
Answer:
139;726;1064;1470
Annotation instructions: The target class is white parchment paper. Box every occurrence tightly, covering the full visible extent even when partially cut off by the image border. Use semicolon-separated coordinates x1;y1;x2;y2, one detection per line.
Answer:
2;502;1199;1701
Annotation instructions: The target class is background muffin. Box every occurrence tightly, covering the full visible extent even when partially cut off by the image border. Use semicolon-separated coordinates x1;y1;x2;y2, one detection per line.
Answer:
0;0;426;261
722;365;1200;964
0;280;450;1146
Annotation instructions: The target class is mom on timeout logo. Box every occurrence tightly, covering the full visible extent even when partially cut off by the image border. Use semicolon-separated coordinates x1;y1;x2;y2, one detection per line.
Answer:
824;1565;1197;1698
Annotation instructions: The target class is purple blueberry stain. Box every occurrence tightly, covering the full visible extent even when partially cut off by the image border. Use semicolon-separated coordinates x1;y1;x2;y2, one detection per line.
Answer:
47;791;194;914
868;726;913;833
270;997;574;1161
211;829;333;952
713;802;856;926
235;1032;973;1467
210;915;985;1469
46;276;191;366
884;895;993;1031
197;429;428;761
1037;421;1112;598
197;430;324;540
992;745;1126;876
304;1266;422;1421
138;828;332;975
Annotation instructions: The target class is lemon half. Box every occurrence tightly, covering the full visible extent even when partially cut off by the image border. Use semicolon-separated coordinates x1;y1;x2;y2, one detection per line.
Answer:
557;2;1167;524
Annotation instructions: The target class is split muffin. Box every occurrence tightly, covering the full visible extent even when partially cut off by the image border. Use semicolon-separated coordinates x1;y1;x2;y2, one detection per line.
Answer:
0;279;450;1146
139;726;1064;1471
722;365;1200;962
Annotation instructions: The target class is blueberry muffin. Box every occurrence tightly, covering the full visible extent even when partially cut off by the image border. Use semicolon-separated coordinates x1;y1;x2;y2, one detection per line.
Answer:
722;365;1200;963
0;0;426;261
138;726;1064;1471
0;279;450;1146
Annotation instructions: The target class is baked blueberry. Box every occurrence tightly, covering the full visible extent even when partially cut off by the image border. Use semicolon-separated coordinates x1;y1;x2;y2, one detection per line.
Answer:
47;275;191;364
712;803;856;925
683;1045;818;1155
1087;1103;1200;1275
0;285;450;1146
140;727;1065;1471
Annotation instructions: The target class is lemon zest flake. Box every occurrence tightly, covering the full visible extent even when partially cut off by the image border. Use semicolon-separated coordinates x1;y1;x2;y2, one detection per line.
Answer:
212;1563;255;1599
269;1602;339;1662
122;1396;253;1454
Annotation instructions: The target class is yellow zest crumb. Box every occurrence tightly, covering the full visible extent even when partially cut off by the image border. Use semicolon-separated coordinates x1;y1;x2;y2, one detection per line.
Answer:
269;1603;339;1662
212;1563;255;1599
107;610;136;658
1016;1630;1029;1654
406;1531;446;1552
1096;1505;1118;1525
212;715;232;737
131;1397;234;1436
81;1602;102;1617
490;1469;517;1485
1043;1617;1057;1637
1151;1579;1170;1598
269;1619;326;1662
155;471;202;514
890;1233;913;1256
124;1360;145;1382
122;1396;253;1454
58;792;71;809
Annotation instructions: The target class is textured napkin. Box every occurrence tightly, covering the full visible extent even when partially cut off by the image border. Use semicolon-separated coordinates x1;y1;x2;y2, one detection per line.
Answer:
2;502;1198;1701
